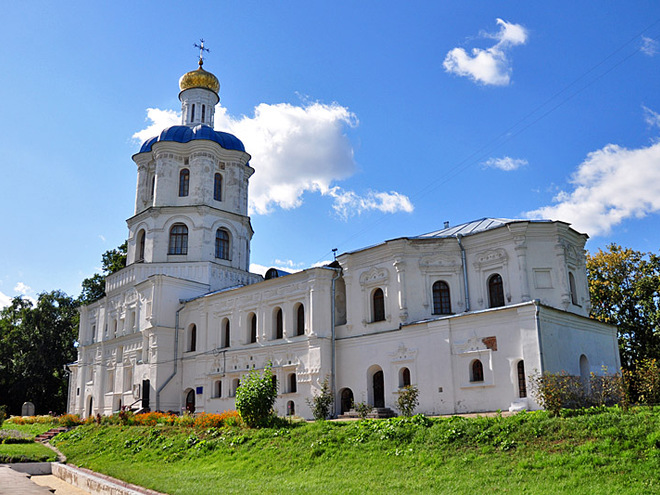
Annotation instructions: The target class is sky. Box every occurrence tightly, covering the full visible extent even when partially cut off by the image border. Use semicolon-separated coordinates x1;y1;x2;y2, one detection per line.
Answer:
1;1;660;307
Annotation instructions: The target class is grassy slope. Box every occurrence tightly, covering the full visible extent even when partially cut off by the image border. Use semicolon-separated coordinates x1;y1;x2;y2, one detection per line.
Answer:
0;422;60;462
53;409;660;495
1;422;58;437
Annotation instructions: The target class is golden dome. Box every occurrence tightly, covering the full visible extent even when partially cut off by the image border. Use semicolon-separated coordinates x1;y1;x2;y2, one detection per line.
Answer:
179;62;220;94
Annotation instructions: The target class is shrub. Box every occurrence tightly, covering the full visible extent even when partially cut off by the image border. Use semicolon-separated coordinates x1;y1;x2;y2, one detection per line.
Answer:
235;363;278;427
0;406;6;428
530;369;624;416
353;402;373;420
622;359;660;406
306;376;334;420
396;385;419;417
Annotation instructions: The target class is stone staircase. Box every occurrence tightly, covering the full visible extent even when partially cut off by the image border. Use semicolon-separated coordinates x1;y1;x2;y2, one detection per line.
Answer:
35;427;71;443
338;407;397;419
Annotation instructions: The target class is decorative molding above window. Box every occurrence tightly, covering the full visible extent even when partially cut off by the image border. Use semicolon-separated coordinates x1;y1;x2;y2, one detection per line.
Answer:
389;342;418;363
418;253;461;268
359;266;389;287
473;248;508;269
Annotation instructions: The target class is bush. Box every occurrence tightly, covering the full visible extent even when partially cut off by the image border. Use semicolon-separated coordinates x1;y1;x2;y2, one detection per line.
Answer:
353;402;373;420
622;359;660;406
0;406;6;428
530;369;624;416
306;376;334;420
235;363;278;427
396;385;419;417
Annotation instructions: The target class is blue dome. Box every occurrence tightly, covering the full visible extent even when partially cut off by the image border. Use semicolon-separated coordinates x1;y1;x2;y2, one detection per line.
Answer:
138;124;246;153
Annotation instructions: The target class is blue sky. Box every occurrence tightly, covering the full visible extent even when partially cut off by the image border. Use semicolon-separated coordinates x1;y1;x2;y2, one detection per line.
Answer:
1;1;660;306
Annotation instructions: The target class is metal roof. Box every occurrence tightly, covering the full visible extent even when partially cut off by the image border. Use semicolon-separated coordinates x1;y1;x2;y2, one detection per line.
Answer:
138;124;246;154
413;217;552;239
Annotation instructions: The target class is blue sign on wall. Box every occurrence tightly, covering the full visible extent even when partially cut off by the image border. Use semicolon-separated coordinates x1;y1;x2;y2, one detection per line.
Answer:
196;386;203;395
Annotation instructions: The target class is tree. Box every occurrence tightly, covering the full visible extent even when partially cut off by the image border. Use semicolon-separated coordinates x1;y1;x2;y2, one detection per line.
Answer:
234;363;278;427
306;376;334;420
396;385;420;417
0;291;78;415
79;242;127;305
587;244;660;369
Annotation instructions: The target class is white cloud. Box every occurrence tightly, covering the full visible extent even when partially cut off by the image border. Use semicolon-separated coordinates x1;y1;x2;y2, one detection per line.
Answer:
643;105;660;129
641;36;658;56
13;282;31;295
525;141;660;236
133;101;414;217
326;187;414;220
98;234;106;242
0;291;11;309
132;108;180;143
443;18;528;86
482;156;528;171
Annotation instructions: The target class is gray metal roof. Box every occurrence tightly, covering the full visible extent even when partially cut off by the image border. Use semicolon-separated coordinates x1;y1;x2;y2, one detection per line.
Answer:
413;217;552;239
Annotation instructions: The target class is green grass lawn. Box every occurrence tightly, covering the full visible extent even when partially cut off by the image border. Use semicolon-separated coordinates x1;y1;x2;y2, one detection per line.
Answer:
0;421;60;462
53;408;660;494
0;442;58;463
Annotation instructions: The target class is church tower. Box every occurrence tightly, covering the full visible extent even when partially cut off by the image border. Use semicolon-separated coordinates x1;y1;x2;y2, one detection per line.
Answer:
124;53;257;291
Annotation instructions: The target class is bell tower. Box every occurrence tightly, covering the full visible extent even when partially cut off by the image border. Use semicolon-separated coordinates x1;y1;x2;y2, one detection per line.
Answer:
122;49;258;292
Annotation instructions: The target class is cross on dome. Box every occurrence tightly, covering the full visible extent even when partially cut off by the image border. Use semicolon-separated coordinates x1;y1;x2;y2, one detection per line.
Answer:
193;39;210;66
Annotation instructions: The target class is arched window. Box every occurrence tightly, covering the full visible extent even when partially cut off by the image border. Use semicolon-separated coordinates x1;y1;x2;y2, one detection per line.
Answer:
399;367;411;388
215;229;230;260
287;400;295;416
214;380;222;398
471;359;484;382
201;104;206;123
214;173;222;201
295;304;305;336
188;324;197;352
137;230;146;262
190;104;195;122
274;308;283;339
168;224;188;255
288;373;297;393
488;273;505;308
569;272;578;305
222;319;230;348
372;288;385;322
432;281;451;314
517;360;527;398
150;175;155;199
249;313;257;343
179;168;190;197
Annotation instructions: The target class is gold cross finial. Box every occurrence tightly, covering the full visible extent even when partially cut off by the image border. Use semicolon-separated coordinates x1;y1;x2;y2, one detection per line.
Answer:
193;39;210;66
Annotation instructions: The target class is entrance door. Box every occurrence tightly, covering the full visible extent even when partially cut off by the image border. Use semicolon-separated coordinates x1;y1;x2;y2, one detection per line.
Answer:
340;388;354;414
185;389;195;414
373;371;384;408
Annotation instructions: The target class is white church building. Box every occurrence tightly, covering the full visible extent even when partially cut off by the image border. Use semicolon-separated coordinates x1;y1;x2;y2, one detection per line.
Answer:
67;59;621;419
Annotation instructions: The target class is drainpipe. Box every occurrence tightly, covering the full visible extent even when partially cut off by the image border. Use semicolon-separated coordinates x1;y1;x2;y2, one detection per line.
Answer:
455;234;470;312
330;267;342;418
534;299;544;371
156;302;185;411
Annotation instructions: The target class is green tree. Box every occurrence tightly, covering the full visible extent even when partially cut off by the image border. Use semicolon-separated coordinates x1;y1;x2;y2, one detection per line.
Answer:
587;244;660;369
306;376;334;420
79;242;127;305
0;291;78;415
395;385;420;417
235;363;278;427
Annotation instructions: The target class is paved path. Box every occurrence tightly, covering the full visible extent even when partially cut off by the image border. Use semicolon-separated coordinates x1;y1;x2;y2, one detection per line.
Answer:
0;466;90;495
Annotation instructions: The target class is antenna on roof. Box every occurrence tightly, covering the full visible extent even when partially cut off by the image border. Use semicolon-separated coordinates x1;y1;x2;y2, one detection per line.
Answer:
332;248;338;260
193;38;210;66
